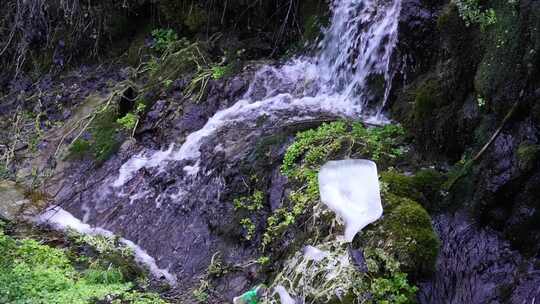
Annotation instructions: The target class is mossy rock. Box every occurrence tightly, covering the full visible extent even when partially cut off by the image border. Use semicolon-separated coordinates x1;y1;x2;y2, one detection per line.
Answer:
361;194;440;277
517;143;540;171
380;171;420;201
413;78;442;121
381;169;446;211
474;0;521;106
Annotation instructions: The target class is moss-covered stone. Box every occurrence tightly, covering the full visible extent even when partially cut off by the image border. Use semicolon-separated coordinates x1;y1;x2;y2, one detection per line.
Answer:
474;0;521;105
517;143;540;171
380;171;420;201
361;194;440;276
413;79;441;121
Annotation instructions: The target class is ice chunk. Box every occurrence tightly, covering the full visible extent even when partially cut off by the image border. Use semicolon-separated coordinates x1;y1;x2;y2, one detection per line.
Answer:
318;159;383;242
304;245;329;262
274;285;296;304
35;206;177;284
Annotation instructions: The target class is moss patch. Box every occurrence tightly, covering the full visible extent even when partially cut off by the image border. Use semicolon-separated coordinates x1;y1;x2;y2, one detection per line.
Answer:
517;143;540;171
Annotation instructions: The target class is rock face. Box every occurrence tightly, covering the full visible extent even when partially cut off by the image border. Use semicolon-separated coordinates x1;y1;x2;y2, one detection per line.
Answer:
52;69;293;302
392;0;540;302
418;211;540;303
0;180;28;220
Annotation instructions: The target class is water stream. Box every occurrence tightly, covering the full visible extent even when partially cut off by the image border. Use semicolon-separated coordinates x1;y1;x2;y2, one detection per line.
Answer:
113;0;402;187
48;0;404;290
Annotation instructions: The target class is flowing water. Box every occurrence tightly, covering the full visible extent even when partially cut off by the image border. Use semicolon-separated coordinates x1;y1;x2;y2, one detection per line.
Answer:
49;0;404;291
113;0;402;186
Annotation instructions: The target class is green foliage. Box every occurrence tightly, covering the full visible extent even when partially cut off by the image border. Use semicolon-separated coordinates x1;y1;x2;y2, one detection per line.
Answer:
111;291;168;304
263;122;407;247
240;218;256;241
207;252;228;278
0;226;168;304
454;0;497;30
117;113;138;131
0;230;127;303
193;279;210;303
151;29;178;53
474;0;520;99
370;272;417;304
234;190;265;211
257;256;270;265
261;241;418;304
117;102;146;133
211;64;234;80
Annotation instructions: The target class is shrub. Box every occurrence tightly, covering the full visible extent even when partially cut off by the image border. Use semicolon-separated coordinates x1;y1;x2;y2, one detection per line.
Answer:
151;29;178;53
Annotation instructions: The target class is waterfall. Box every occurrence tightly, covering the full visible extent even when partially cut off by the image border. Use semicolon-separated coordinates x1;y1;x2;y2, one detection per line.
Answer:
113;0;403;187
46;0;403;286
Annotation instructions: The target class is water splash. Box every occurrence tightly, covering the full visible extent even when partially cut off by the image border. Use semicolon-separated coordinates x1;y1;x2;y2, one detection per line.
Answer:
113;0;402;187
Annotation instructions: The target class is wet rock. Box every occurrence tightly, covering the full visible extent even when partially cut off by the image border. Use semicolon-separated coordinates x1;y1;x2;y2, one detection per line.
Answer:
418;211;540;304
0;180;29;220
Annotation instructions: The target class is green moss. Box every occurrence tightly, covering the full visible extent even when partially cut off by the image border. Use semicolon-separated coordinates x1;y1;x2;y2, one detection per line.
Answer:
414;79;441;121
517;143;540;171
68;139;92;159
380;171;420;201
262;122;407;248
412;168;446;209
91;108;122;163
474;0;521;101
363;195;440;276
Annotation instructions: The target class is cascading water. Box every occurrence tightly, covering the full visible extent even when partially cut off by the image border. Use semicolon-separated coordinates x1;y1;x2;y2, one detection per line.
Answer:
114;0;402;186
49;0;403;289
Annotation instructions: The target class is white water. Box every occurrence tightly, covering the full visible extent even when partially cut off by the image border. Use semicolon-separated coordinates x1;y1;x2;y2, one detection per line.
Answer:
275;285;296;304
35;206;177;285
112;0;402;187
318;159;383;242
304;245;329;262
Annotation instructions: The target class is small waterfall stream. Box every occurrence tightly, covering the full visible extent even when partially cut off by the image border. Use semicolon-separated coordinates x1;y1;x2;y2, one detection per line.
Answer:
50;0;404;291
114;0;402;186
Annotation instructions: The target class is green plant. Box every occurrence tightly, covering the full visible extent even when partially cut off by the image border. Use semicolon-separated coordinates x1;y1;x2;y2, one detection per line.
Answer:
151;29;178;53
454;0;497;30
117;102;146;136
234;190;265;211
240;218;256;241
263;122;407;247
257;256;270;265
210;63;234;80
207;252;228;278
117;113;138;130
0;231;125;303
193;279;210;303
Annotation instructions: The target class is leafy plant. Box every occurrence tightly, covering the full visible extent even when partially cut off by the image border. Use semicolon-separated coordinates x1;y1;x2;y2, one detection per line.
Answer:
453;0;497;30
240;218;256;241
151;29;178;53
193;279;210;303
117;102;147;136
234;190;265;211
262;122;407;247
0;227;166;304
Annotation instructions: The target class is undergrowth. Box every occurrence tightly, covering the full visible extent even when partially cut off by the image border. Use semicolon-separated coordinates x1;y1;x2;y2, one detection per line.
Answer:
0;222;167;304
